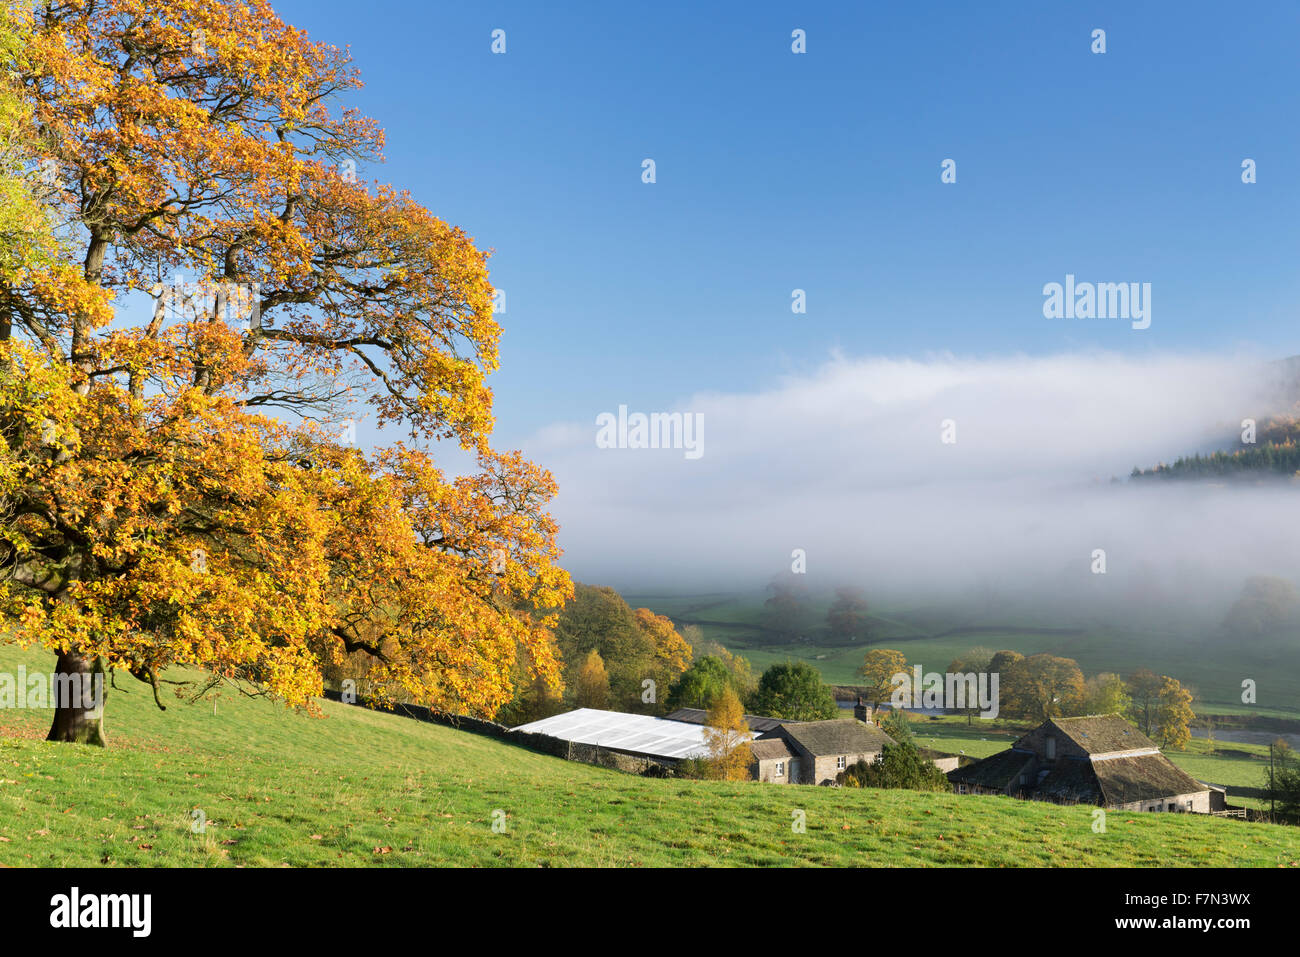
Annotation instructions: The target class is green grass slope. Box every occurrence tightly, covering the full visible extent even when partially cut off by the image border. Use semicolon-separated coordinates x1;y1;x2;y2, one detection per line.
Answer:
0;643;1296;867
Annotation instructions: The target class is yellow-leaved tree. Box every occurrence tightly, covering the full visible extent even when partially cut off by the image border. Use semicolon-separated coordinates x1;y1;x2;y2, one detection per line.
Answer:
1155;676;1194;751
573;649;610;710
632;607;692;710
704;686;753;781
858;648;907;712
1;0;572;745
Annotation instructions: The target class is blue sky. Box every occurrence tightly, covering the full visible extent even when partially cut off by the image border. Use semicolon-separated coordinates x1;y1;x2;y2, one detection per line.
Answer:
273;0;1300;450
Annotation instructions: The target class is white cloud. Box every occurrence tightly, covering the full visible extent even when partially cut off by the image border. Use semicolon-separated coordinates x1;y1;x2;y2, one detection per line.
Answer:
526;351;1299;600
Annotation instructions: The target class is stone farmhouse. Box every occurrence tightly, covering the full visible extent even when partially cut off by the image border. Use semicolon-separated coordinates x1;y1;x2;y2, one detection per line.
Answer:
749;717;897;784
946;715;1213;813
675;698;908;784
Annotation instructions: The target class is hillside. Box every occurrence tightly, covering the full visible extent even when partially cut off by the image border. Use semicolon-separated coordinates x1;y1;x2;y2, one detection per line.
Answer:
1130;415;1300;483
1;644;1296;867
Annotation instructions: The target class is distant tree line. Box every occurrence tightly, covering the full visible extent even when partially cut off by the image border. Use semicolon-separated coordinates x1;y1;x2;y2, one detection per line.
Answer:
496;583;693;725
1131;418;1300;482
496;582;844;728
760;582;875;644
858;646;1197;750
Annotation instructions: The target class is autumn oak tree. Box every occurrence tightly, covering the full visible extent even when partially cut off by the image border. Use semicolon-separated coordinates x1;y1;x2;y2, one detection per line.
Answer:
1;0;572;744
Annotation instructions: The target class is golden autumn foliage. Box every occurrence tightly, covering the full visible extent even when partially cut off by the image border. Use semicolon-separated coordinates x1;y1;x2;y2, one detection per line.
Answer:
632;606;692;708
704;686;752;781
857;648;907;710
572;648;610;710
0;5;92;312
0;0;572;740
1154;675;1194;751
633;607;692;678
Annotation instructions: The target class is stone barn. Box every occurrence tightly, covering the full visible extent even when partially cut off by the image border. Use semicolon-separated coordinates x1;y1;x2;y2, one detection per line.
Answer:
947;714;1212;813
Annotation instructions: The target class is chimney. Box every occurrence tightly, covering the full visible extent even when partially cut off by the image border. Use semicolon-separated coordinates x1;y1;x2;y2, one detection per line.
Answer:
854;696;871;724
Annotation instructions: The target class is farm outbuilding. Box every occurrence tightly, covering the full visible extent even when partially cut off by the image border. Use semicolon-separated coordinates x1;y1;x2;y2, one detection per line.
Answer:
512;707;963;785
511;708;728;762
947;715;1213;813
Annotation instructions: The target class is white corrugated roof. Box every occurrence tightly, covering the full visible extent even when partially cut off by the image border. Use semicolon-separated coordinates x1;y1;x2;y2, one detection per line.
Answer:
512;708;747;760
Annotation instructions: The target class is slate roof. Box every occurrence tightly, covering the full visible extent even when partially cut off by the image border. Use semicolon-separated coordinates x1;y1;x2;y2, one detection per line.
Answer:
749;738;794;762
774;719;894;756
1034;715;1160;755
1033;759;1102;803
947;748;1034;790
950;716;1210;807
665;708;786;733
1092;753;1208;806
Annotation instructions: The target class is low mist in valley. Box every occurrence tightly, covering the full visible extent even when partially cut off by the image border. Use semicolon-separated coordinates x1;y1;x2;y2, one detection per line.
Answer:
526;351;1300;671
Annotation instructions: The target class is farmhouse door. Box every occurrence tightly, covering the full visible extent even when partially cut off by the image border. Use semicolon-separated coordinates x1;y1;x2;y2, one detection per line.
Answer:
789;758;801;784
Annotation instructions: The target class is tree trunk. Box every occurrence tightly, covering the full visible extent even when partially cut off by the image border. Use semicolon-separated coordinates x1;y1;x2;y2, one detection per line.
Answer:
46;649;107;747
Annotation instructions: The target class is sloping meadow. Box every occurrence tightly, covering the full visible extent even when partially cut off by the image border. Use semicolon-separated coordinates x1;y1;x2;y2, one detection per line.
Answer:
0;643;1294;867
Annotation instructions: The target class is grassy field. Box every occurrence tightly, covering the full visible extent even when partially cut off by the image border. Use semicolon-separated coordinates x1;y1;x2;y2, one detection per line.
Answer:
2;643;1298;867
630;591;1300;719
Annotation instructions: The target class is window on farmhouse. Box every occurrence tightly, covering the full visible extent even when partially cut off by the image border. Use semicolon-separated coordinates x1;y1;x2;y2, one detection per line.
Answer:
836;756;847;770
775;762;784;777
1045;736;1056;760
